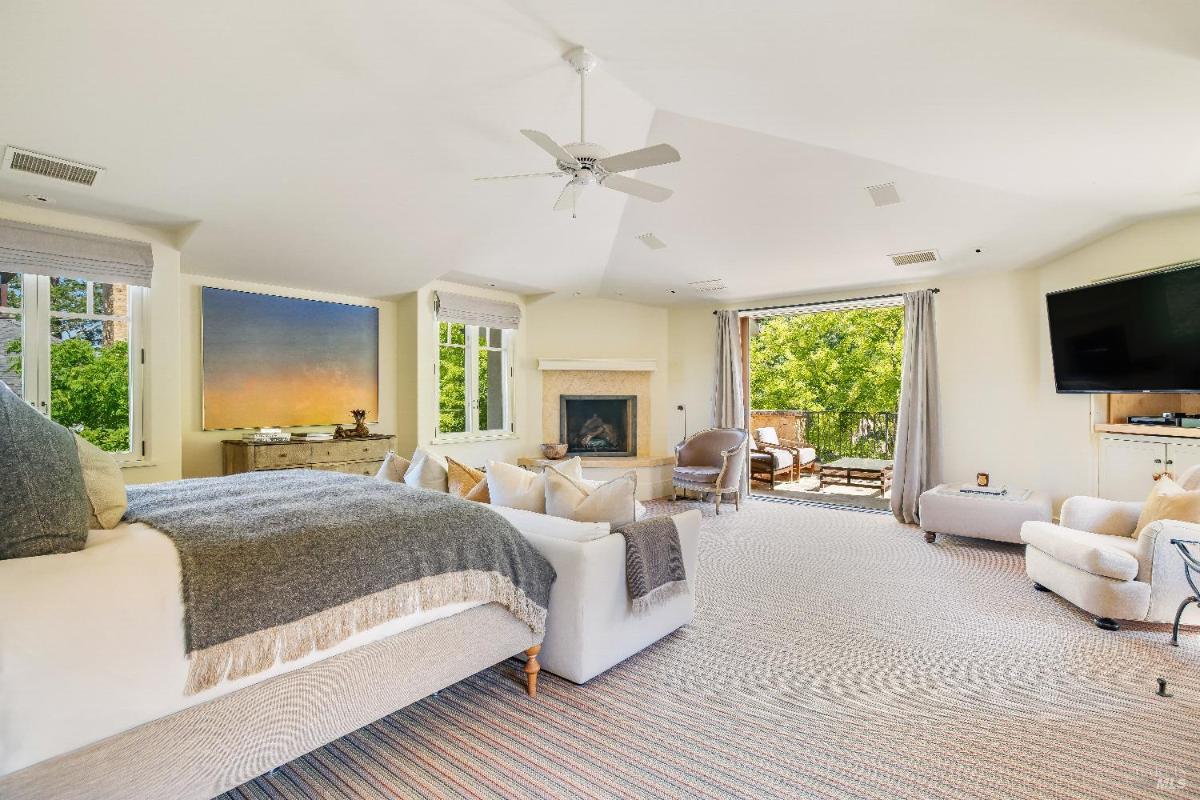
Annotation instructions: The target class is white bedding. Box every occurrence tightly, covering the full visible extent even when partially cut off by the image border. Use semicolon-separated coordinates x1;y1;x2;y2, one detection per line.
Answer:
0;523;481;777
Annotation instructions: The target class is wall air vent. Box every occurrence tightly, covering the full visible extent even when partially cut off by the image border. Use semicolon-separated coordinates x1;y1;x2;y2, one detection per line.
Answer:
866;182;901;207
890;249;939;267
688;278;727;294
2;146;105;187
636;232;667;250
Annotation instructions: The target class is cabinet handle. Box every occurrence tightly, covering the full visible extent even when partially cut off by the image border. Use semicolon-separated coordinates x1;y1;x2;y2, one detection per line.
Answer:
1154;459;1163;464
1166;459;1174;465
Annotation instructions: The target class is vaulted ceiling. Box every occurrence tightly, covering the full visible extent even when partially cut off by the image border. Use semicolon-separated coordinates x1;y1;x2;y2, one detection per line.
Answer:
2;0;1199;304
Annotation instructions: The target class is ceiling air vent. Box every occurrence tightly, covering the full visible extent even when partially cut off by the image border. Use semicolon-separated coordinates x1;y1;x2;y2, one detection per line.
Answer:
688;278;727;294
866;182;901;207
2;147;104;187
890;249;939;267
636;232;667;250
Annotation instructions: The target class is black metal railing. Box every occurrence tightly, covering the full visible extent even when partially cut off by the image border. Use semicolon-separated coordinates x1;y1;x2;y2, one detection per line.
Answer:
753;410;898;462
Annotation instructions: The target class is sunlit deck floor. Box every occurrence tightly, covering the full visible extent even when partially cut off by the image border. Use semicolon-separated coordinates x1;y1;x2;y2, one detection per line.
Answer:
751;474;892;512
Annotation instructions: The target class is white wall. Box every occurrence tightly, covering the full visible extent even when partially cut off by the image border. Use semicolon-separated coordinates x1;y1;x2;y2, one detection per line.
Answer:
0;200;183;484
178;274;400;477
667;208;1200;508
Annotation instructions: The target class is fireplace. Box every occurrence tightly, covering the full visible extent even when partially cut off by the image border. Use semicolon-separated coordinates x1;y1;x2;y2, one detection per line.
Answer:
560;395;637;457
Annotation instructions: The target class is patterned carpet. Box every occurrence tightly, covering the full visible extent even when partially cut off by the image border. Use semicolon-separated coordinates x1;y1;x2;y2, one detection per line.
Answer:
222;498;1200;800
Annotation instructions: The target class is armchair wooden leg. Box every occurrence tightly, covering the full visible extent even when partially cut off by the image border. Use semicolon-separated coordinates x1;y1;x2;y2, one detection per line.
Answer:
735;491;741;511
715;494;722;515
524;645;541;697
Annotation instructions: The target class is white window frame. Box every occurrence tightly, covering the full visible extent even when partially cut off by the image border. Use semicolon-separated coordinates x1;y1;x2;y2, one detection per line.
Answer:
433;321;515;444
3;273;148;466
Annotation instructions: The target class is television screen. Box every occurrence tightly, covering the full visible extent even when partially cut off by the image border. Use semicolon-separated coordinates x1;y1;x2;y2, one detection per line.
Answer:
1047;263;1200;393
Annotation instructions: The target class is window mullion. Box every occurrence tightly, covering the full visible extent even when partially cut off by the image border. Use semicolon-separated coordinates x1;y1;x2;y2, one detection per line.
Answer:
465;326;479;434
34;275;51;415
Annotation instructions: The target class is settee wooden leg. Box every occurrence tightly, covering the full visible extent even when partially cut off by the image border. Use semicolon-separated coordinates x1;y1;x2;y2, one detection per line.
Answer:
1033;582;1050;592
1094;617;1120;632
924;531;936;544
524;645;541;697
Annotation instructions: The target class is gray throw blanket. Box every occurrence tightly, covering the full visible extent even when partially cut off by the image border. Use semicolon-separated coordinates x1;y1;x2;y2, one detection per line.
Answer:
614;515;688;613
125;470;556;693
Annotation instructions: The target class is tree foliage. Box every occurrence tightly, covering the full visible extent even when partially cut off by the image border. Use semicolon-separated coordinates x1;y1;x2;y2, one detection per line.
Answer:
749;306;904;412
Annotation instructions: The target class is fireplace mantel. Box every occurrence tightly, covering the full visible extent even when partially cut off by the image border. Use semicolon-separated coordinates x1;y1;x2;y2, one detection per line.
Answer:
537;358;657;372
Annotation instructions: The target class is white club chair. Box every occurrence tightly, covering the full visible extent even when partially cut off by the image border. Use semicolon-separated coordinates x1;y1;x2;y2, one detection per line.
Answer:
1020;465;1200;632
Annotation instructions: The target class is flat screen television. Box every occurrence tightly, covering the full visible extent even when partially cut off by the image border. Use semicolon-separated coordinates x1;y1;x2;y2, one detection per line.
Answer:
1047;262;1200;393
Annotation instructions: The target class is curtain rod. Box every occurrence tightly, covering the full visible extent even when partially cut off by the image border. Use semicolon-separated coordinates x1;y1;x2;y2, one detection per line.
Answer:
712;288;939;315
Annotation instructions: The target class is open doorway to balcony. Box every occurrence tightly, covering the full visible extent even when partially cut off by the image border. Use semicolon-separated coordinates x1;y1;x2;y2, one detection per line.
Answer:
746;298;904;511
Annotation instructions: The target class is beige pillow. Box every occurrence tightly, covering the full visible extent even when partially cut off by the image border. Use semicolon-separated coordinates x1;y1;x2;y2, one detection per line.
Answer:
403;448;448;492
1135;476;1200;538
545;468;637;527
545;456;583;480
486;460;545;512
375;451;411;482
447;457;490;503
74;434;126;529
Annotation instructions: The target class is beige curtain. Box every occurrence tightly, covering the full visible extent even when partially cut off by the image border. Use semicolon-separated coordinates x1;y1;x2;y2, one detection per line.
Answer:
891;290;942;524
713;310;748;493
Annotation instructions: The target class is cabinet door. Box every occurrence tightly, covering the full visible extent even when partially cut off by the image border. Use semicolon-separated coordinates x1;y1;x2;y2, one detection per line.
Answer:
1166;441;1200;485
1098;437;1165;501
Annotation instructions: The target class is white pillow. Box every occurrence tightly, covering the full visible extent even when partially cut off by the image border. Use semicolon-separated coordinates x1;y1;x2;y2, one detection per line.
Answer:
545;469;637;527
581;478;648;520
488;504;611;543
486;460;546;512
404;448;448;492
545;456;583;480
376;450;411;483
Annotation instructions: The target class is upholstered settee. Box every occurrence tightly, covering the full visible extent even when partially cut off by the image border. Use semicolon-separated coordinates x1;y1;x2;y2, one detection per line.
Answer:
492;506;702;684
1020;466;1200;631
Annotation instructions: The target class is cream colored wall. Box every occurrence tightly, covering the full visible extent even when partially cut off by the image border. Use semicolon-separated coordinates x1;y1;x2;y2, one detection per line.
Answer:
0;200;183;484
178;274;399;478
522;295;672;457
668;209;1200;508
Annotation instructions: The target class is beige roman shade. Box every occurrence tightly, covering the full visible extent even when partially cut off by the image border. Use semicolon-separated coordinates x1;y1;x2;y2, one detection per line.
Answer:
434;290;521;330
0;219;155;287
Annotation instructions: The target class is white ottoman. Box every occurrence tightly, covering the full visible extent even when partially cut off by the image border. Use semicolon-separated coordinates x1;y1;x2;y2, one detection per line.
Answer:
918;485;1052;544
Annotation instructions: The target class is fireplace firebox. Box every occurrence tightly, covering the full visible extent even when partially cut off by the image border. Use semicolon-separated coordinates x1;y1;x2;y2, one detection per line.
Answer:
559;395;636;457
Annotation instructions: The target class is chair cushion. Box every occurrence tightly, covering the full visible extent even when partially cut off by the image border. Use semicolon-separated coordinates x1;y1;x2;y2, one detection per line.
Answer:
756;427;780;445
770;449;794;471
1020;521;1140;581
796;447;818;466
1134;476;1200;538
673;465;720;484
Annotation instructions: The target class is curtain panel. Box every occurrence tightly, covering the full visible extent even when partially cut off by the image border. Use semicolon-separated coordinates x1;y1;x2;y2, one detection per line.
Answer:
434;291;521;330
0;219;154;287
713;309;748;494
890;289;942;524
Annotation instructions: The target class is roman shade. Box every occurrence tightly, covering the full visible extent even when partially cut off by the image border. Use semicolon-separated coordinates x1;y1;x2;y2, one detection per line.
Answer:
435;290;521;330
0;219;155;287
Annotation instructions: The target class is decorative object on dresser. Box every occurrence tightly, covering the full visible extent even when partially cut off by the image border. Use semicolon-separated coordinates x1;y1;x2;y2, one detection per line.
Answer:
221;434;395;477
918;484;1051;545
334;409;371;439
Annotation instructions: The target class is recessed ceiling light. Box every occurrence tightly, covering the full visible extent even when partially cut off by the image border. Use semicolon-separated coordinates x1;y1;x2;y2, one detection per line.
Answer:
24;193;54;204
487;282;497;287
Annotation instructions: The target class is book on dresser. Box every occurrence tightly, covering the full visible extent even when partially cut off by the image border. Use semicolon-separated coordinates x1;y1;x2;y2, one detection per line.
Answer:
221;435;396;477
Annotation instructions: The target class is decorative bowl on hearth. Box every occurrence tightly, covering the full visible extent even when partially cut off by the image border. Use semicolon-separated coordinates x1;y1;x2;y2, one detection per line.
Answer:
540;442;568;459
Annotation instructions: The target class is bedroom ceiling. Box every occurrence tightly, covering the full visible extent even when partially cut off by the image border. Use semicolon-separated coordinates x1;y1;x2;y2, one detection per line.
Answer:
1;0;1199;304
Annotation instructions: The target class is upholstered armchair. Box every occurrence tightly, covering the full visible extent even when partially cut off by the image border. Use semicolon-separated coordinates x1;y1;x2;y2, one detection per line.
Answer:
672;428;748;514
749;426;818;487
1020;465;1200;632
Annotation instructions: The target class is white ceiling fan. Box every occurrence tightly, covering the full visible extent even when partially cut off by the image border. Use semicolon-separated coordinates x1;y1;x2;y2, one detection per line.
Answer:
475;47;681;217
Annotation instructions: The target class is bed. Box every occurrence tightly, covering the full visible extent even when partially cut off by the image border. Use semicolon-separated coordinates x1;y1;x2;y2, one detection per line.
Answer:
0;471;555;800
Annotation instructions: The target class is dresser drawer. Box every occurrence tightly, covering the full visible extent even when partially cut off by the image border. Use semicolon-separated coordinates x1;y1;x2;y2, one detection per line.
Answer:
311;459;384;477
248;443;313;469
308;438;394;464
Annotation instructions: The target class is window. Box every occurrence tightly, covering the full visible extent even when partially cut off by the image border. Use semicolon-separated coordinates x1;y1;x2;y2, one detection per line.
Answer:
1;271;145;458
437;321;512;439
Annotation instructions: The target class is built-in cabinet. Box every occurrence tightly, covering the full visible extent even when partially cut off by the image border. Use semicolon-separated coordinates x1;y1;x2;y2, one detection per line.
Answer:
1098;434;1200;501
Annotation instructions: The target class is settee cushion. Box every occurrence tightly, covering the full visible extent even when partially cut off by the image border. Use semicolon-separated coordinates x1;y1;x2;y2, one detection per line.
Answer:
1021;521;1140;581
545;469;637;528
486;460;546;513
1134;476;1200;539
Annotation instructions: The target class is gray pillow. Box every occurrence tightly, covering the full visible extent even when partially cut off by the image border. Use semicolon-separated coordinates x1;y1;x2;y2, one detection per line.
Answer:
0;382;90;559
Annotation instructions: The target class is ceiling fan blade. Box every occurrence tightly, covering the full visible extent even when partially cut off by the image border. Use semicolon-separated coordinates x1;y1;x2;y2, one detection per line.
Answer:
602;174;673;202
596;143;680;174
473;171;565;181
520;129;581;168
553;181;580;211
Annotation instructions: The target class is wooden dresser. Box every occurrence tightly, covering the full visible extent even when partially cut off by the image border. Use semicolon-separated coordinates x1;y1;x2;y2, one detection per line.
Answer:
221;435;396;477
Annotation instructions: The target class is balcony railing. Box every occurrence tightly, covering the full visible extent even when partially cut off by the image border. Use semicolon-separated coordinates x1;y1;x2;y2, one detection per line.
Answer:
750;410;898;462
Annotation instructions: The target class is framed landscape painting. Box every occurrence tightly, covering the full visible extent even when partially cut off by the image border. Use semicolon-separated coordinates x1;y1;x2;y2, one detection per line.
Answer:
201;287;379;430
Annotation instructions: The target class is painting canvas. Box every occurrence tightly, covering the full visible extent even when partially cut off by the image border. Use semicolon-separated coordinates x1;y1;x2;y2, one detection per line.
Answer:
202;287;379;430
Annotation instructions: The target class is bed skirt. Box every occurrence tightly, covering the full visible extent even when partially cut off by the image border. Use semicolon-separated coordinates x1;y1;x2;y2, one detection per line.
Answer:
0;603;539;800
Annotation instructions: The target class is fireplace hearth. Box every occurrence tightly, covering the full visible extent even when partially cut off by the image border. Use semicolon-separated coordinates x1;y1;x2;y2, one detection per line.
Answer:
560;395;636;457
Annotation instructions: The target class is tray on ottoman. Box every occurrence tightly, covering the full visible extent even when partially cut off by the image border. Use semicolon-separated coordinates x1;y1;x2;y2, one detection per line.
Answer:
918;484;1051;544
